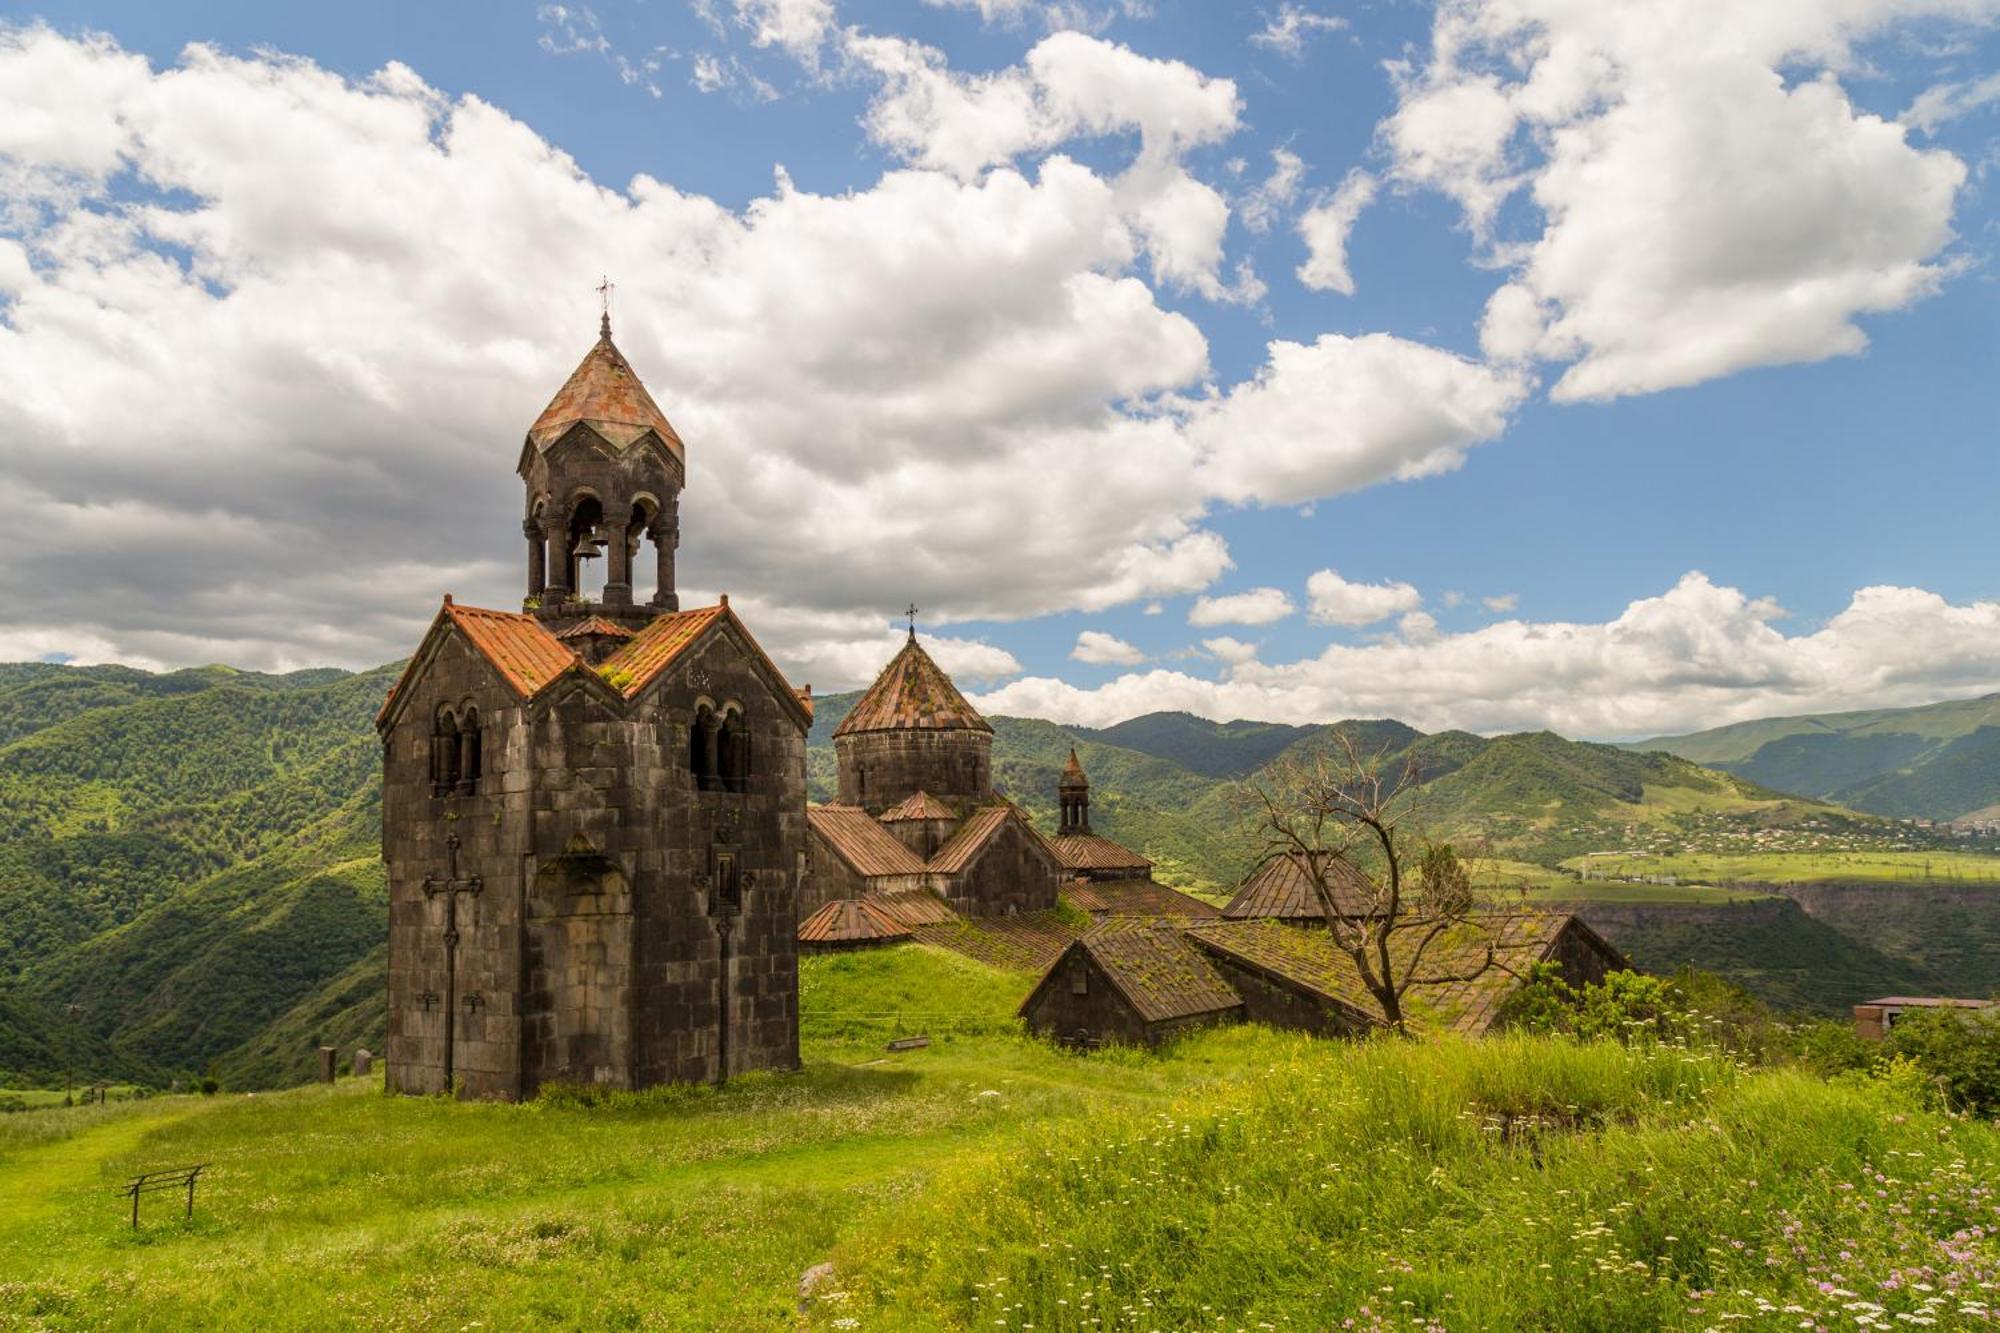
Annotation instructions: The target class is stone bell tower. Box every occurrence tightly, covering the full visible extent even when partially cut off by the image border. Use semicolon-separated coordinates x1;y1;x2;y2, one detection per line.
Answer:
518;309;684;631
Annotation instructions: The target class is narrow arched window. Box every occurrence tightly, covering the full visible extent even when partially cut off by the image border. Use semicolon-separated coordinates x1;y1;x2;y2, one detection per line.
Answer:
458;706;482;795
691;705;721;791
720;710;749;794
432;709;460;797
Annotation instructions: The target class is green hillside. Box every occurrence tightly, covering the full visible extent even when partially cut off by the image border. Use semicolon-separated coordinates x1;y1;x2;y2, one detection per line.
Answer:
1;658;1994;1090
0;946;1994;1330
1073;710;1319;777
1633;692;2000;820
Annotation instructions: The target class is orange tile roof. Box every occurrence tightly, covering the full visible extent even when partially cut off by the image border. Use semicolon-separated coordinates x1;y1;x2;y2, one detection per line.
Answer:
596;604;724;697
833;635;992;737
528;326;684;460
555;615;635;641
1048;831;1151;873
1222;852;1380;920
808;805;928;877
879;790;957;822
798;897;912;945
926;804;1019;875
445;602;579;698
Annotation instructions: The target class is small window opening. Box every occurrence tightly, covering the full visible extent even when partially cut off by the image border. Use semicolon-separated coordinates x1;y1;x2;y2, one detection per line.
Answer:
432;710;460;797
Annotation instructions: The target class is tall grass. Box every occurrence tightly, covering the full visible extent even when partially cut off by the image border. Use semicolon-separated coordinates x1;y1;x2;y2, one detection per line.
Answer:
823;1032;2000;1330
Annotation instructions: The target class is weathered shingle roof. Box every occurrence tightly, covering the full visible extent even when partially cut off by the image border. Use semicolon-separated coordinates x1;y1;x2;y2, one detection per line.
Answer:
1064;877;1219;919
1185;911;1609;1035
808;805;928;877
528;326;685;460
1222;852;1380;920
865;888;957;927
555;615;635;642
910;912;1080;971
1060;746;1088;787
595;604;724;696
833;635;992;736
927;804;1019;874
798;898;913;945
880;790;957;822
1058;921;1243;1024
1048;832;1151;874
446;602;578;698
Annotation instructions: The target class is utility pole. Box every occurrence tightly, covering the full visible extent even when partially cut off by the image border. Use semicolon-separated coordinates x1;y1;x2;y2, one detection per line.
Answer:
422;831;483;1096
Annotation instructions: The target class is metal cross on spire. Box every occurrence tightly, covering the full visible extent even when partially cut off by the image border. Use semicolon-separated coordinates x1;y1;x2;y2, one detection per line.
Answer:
905;602;919;641
596;275;615;337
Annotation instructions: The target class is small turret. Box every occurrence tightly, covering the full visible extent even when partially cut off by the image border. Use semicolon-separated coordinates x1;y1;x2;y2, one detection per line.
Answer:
1058;746;1090;834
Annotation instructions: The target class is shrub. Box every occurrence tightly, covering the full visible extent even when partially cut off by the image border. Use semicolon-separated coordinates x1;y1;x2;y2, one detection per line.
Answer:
1504;965;1703;1046
1881;1006;2000;1117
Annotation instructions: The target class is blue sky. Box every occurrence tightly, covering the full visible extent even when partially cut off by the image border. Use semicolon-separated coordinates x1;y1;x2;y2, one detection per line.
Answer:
1;0;1998;736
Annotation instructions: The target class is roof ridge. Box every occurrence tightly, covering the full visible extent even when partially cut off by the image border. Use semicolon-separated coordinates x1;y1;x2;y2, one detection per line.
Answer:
832;635;992;737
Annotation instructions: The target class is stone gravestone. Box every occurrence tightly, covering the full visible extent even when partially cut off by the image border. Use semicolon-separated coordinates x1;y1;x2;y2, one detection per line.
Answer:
352;1049;373;1078
317;1046;337;1084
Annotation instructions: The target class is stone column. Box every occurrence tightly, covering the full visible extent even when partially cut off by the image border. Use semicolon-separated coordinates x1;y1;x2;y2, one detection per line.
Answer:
601;503;634;607
649;497;679;611
317;1046;336;1084
524;520;546;600
541;511;572;604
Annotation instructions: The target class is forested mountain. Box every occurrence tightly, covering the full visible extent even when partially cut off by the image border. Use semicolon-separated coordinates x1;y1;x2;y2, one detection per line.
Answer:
1632;693;2000;820
0;660;1980;1090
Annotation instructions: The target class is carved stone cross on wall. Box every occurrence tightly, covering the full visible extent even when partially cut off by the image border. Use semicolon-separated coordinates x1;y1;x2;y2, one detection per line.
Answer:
421;831;483;1095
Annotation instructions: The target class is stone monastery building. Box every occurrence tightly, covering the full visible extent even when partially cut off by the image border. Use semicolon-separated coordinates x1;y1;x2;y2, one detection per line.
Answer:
376;311;1617;1093
377;315;813;1100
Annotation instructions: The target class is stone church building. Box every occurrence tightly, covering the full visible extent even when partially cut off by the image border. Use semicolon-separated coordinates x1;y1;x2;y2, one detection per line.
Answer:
376;315;812;1100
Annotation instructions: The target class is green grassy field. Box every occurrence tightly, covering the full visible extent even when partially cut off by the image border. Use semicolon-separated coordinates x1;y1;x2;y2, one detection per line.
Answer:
1560;849;2000;885
1;947;1997;1330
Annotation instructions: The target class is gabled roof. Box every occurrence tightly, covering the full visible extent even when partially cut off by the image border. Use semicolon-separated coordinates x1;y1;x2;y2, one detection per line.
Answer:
377;598;582;728
808;805;928;877
1222;852;1380;920
909;912;1080;971
833;635;992;737
555;615;635;642
927;803;1037;875
799;898;912;945
1184;911;1612;1035
527;324;684;461
1030;921;1242;1025
595;605;724;696
590;601;812;730
1064;878;1218;919
865;888;958;927
1048;832;1151;874
880;790;957;822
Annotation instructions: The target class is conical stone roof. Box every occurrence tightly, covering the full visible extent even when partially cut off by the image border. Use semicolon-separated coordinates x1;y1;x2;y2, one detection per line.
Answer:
527;317;684;460
1060;745;1088;789
833;635;992;737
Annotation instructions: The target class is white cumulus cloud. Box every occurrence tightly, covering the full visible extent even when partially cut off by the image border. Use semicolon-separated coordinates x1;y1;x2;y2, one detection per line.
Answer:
1189;587;1295;627
1295;169;1376;295
1071;629;1146;665
1306;569;1422;626
1385;0;1986;401
972;575;2000;737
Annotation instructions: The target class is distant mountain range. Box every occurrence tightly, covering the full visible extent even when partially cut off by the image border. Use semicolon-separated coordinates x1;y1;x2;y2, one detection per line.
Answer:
0;661;1988;1090
1631;693;2000;821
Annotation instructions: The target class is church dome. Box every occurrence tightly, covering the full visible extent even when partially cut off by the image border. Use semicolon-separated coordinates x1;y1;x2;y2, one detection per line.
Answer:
832;635;992;737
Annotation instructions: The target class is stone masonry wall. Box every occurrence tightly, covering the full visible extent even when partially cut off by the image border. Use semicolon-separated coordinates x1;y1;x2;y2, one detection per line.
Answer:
834;728;992;814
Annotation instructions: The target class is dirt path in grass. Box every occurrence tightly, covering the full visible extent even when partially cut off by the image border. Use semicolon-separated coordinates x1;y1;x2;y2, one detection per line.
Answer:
0;1099;222;1243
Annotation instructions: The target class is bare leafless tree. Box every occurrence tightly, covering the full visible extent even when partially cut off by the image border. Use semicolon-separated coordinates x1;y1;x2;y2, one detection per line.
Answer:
1244;729;1493;1031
